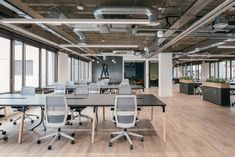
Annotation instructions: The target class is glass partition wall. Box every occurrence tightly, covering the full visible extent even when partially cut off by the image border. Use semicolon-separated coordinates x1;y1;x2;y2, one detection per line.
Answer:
0;33;58;94
69;57;89;82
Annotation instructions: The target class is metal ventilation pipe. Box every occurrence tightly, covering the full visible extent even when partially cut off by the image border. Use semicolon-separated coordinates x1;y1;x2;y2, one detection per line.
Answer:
73;28;86;43
93;6;158;26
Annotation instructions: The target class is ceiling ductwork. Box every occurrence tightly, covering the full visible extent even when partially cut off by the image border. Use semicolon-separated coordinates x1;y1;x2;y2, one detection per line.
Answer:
93;6;158;33
73;28;86;44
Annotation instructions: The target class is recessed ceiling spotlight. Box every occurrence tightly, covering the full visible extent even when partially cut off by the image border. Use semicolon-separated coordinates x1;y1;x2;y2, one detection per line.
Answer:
101;39;105;43
75;0;84;10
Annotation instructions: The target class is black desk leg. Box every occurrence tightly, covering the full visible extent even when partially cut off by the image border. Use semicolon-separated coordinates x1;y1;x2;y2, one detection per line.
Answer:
30;106;46;131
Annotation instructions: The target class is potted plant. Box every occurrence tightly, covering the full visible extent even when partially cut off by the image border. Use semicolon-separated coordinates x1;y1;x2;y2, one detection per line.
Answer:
203;78;229;88
202;77;230;106
179;76;193;83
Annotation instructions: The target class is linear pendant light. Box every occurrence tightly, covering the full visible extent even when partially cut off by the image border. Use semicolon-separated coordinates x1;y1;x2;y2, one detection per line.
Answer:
0;18;151;25
60;44;139;48
217;45;235;49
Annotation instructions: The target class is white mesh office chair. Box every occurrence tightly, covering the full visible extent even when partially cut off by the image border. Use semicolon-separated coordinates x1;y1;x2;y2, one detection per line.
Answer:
70;84;92;125
89;83;100;94
54;83;65;95
10;86;39;125
109;95;143;149
37;95;75;150
0;120;7;141
65;81;75;94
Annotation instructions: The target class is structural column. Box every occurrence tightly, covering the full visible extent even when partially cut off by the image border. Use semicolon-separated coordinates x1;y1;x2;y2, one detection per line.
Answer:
145;60;149;88
158;53;173;97
201;62;209;82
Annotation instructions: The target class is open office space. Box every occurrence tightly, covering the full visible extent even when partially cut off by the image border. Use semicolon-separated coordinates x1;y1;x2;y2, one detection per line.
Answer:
0;0;235;157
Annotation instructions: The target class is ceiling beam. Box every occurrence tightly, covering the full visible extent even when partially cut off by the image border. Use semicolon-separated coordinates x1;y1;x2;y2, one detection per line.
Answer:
148;0;214;51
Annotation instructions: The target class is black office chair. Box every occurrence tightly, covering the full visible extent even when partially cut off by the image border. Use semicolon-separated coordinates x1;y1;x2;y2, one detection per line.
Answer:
10;86;39;125
69;84;92;125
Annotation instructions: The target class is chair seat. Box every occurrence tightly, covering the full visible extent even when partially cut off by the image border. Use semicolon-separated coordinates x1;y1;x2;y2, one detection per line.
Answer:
11;106;30;112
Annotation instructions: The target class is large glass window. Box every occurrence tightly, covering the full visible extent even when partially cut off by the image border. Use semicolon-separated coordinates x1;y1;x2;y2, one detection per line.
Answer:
214;62;218;78
232;61;235;80
25;44;39;87
14;40;23;91
41;48;46;87
227;60;231;80
0;37;10;93
219;61;226;79
47;51;55;85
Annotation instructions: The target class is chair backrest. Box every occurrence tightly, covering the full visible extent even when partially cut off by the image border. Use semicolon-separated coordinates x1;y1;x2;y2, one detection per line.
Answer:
114;95;137;128
74;84;89;95
118;84;132;95
89;83;100;94
54;83;65;94
121;79;129;85
45;95;68;128
21;86;35;95
66;81;74;86
99;79;109;85
79;80;88;85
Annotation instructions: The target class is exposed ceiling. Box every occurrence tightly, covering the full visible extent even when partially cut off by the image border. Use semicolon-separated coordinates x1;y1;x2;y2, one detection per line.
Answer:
0;0;235;62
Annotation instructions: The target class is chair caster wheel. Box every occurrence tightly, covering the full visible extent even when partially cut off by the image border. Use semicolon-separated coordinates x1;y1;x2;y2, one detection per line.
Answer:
130;145;133;150
36;116;39;119
37;140;41;144
48;145;52;150
79;122;82;125
71;133;75;137
3;136;8;141
109;142;112;147
71;140;75;144
141;138;144;142
10;119;13;122
31;120;34;123
58;135;61;140
124;136;126;140
13;122;17;125
2;131;6;135
110;134;114;138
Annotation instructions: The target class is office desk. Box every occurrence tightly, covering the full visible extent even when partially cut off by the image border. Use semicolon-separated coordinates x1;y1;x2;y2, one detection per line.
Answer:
0;94;166;144
0;94;45;143
41;85;78;94
100;84;144;92
66;94;166;143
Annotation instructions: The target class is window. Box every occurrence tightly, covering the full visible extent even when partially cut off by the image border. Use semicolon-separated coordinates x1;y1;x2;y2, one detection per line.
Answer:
227;60;231;80
47;51;56;85
25;44;39;87
219;61;226;79
41;48;46;87
214;62;218;78
14;40;23;91
0;37;10;93
210;63;215;78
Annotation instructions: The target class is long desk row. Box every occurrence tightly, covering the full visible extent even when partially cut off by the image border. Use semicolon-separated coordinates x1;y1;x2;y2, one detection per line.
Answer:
0;94;166;144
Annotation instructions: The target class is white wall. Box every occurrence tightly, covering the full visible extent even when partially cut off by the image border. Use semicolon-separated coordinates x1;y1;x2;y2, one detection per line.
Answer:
58;52;69;83
201;63;209;82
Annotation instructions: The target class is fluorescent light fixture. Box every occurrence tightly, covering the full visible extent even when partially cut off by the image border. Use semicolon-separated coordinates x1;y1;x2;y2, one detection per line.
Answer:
217;45;235;49
157;30;164;37
179;59;219;61
60;44;139;48
1;18;151;25
188;54;235;57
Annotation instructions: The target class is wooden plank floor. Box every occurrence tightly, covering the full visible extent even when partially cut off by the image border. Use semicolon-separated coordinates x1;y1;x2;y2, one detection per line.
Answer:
1;85;235;157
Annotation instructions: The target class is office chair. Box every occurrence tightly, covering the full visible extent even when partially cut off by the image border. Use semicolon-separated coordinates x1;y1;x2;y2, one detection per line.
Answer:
79;79;88;85
0;113;8;141
37;95;75;150
10;86;39;125
65;81;75;94
89;83;100;94
109;95;143;149
69;84;92;125
54;83;65;95
121;79;129;84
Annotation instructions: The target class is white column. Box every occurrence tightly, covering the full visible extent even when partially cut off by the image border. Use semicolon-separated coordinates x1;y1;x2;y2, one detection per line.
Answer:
89;62;92;82
159;53;173;97
201;63;209;82
58;52;69;83
145;60;149;88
